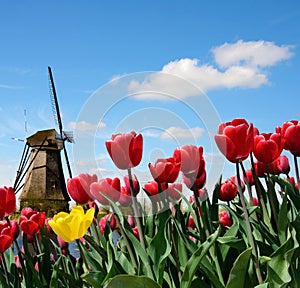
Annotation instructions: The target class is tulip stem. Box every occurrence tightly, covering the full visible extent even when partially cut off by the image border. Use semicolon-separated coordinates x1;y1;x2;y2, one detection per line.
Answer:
293;155;300;194
265;168;279;230
240;162;258;221
76;239;90;271
127;168;146;250
1;252;10;287
236;162;263;284
110;207;138;272
250;153;272;231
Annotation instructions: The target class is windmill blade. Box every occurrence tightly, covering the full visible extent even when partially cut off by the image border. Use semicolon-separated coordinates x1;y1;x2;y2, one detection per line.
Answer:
48;66;73;179
48;66;63;138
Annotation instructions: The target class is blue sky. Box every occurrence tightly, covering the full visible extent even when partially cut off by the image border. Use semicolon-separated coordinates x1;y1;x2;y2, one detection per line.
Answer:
1;1;300;196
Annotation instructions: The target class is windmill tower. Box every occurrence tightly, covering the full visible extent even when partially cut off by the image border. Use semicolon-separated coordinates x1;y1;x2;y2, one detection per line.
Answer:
14;67;74;215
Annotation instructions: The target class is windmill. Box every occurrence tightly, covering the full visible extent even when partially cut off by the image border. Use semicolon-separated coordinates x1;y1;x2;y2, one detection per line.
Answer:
14;67;74;215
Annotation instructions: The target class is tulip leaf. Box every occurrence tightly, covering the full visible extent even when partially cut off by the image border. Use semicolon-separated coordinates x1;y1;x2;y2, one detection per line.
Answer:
278;191;288;245
266;232;297;287
104;274;161;288
225;247;252;288
217;236;246;250
180;227;221;288
148;209;172;284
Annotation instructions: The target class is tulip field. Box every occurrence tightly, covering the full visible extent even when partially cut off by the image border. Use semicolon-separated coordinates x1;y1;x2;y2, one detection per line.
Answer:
1;118;300;287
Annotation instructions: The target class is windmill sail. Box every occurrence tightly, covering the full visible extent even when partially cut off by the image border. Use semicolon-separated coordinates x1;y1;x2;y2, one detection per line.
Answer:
48;66;73;178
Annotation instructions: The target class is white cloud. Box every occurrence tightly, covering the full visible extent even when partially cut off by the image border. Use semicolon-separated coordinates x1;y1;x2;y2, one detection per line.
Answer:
160;126;204;140
128;40;293;100
0;84;24;89
68;120;106;131
213;40;293;68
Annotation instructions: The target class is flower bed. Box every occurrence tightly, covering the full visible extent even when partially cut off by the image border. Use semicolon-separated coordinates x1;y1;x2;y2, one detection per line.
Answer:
1;119;300;287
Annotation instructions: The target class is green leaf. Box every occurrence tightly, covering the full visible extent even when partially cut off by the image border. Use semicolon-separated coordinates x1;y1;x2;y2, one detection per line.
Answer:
180;227;221;288
104;275;161;288
225;247;252;288
217;236;246;250
148;209;172;284
278;192;288;245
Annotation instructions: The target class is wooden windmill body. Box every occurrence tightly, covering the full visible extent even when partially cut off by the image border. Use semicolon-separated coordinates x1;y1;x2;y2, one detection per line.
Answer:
19;129;70;214
15;67;73;216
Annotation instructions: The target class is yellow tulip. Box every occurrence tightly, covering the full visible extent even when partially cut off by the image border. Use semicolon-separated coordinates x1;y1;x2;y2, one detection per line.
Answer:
49;206;95;242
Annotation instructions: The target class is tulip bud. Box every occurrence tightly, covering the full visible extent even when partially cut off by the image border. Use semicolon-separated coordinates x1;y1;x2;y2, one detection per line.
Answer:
219;180;238;201
219;211;232;228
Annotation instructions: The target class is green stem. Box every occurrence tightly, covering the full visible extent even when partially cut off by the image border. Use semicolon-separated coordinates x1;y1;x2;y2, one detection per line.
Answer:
76;239;90;271
127;168;146;250
236;162;263;284
240;162;258;221
192;186;224;286
169;219;182;281
265;167;279;230
1;252;10;287
110;207;138;272
250;153;273;232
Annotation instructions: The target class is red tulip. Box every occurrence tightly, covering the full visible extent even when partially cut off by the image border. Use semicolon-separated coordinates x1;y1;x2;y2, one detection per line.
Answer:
187;216;196;230
286;177;299;189
127;215;135;227
243;170;255;186
280;120;300;156
118;186;132;206
149;157;180;183
106;132;143;169
67;173;97;205
273;155;290;175
214;118;253;163
99;214;116;235
9;220;20;241
123;174;140;196
250;197;259;206
182;171;206;191
165;183;182;201
57;236;69;249
173;145;205;178
0;186;16;218
19;210;46;235
143;181;167;200
0;221;13;253
90;178;120;205
253;133;285;164
189;188;208;203
219;211;232;227
219;180;238;201
132;226;140;239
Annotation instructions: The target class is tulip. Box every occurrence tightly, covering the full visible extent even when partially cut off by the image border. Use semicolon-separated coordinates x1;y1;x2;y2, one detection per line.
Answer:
89;201;99;217
250;197;259;206
182;171;206;191
19;211;46;235
48;206;95;242
253;133;285;164
0;221;13;253
105;132;143;169
9;220;20;241
275;155;290;175
127;215;135;227
287;177;299;189
123;174;140;196
243;170;255;186
219;180;238;202
118;186;132;206
57;236;69;250
132;226;140;240
279;120;300;156
165;183;182;201
189;188;208;203
219;210;232;228
149;157;180;183
214;118;253;163
99;214;116;235
143;181;167;198
0;186;16;218
67;173;97;205
173;145;205;178
187;216;196;230
90;178;120;205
